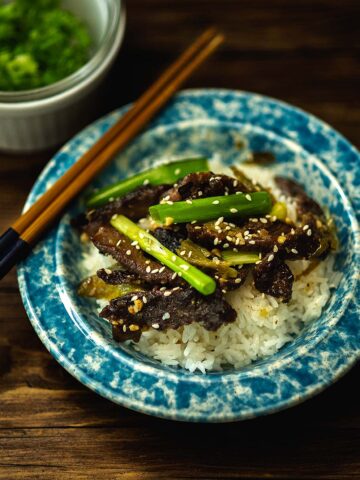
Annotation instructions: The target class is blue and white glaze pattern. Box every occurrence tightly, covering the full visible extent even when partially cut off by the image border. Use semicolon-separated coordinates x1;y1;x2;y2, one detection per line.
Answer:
18;89;360;422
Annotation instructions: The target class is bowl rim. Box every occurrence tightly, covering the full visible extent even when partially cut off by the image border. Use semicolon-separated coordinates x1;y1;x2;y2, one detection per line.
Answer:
0;0;125;111
17;88;360;422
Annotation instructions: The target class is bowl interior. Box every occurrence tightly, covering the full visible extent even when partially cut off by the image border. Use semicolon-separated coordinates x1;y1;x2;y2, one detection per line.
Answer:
62;0;110;47
55;119;357;375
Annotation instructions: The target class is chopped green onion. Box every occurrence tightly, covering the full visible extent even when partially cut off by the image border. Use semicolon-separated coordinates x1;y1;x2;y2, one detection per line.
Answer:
270;201;287;221
87;157;209;208
221;251;260;265
110;215;216;296
150;192;272;224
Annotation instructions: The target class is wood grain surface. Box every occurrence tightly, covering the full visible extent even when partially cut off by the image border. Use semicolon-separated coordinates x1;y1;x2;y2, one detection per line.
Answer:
0;1;359;478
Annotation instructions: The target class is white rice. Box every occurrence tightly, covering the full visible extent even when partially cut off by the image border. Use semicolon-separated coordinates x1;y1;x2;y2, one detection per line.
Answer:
81;161;340;373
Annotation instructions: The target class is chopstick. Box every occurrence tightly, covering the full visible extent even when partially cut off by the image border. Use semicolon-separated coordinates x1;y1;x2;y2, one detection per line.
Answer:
0;28;224;279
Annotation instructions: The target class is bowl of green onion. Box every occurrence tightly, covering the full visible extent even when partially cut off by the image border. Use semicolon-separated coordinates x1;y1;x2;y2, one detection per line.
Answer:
0;0;125;152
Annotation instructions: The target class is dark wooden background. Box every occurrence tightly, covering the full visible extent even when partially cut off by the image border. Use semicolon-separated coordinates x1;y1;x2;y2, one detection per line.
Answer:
0;1;359;478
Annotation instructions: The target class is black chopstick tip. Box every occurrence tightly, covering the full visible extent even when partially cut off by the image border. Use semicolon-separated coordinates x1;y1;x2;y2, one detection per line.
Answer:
0;237;31;280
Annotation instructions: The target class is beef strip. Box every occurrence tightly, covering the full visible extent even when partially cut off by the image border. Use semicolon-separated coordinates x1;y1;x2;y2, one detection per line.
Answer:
187;217;321;260
275;177;335;258
100;287;237;342
152;226;188;251
160;171;250;202
97;268;143;286
74;184;169;236
253;253;294;303
92;224;183;287
274;177;323;216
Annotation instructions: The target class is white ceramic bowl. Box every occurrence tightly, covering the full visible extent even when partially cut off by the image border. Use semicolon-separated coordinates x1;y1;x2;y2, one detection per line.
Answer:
0;0;125;153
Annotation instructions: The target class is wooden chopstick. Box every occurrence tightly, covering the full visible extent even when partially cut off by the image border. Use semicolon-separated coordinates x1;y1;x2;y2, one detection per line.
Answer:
0;28;224;279
21;31;224;244
11;27;219;236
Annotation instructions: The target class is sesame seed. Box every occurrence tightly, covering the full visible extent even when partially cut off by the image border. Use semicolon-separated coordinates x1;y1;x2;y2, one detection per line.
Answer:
212;200;220;205
126;250;131;255
186;199;193;204
188;251;192;257
164;290;172;296
191;220;197;224
307;229;312;236
233;180;238;187
171;272;178;279
222;289;227;294
235;278;242;284
250;218;258;222
178;272;183;277
180;264;189;271
142;296;147;304
273;245;279;252
198;191;203;196
226;235;233;242
160;286;166;291
163;195;170;201
139;233;145;239
233;248;238;252
249;240;256;245
122;325;127;332
136;245;140;250
194;226;201;230
303;224;309;231
143;179;150;185
174;168;181;175
116;240;122;246
104;268;112;274
255;260;262;265
214;238;219;245
291;248;298;254
215;216;224;226
260;218;268;224
152;323;160;329
244;230;249;235
291;228;295;235
159;266;166;273
129;324;140;332
223;243;229;248
230;208;238;213
171;255;177;261
111;214;118;220
180;250;186;256
131;240;138;246
151;268;159;274
268;254;274;262
166;200;174;205
145;260;150;264
162;312;170;320
146;266;151;273
235;191;242;195
245;194;252;201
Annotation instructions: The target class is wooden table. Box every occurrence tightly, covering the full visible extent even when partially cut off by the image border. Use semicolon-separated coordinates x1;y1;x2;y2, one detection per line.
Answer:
0;1;359;478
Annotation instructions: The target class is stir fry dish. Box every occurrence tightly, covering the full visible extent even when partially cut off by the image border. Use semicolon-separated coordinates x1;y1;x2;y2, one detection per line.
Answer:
74;156;337;344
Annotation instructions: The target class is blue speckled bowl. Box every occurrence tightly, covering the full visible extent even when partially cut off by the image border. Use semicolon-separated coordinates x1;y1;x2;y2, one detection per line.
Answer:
18;89;360;422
